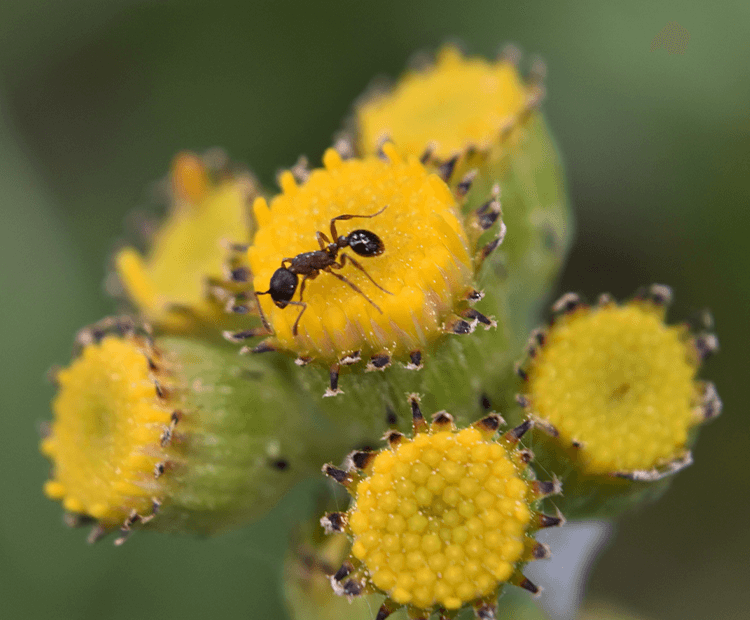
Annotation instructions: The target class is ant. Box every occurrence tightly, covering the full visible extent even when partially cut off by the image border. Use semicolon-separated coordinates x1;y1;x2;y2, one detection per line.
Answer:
256;206;392;336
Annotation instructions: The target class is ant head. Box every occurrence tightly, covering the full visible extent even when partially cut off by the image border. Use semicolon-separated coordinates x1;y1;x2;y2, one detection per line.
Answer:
347;230;385;257
268;267;298;306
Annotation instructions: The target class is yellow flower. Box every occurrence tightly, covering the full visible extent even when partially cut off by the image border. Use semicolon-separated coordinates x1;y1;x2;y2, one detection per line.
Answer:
41;319;175;539
519;285;721;477
356;45;541;163
41;317;326;542
233;144;504;395
321;395;563;619
115;151;257;332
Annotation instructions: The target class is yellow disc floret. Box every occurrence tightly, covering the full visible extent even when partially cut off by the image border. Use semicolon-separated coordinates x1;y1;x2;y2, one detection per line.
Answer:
247;144;473;363
351;427;530;609
115;151;256;330
524;295;703;474
322;400;560;618
357;46;532;160
41;332;173;528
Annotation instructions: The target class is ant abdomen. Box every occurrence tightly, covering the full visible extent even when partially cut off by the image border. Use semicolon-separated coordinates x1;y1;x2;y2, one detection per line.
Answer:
347;230;385;257
269;268;298;306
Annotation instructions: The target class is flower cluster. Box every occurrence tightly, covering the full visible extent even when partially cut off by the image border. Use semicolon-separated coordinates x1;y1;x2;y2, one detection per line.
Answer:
40;45;719;620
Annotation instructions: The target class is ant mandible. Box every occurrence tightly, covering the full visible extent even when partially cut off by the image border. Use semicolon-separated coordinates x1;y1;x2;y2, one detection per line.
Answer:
256;206;393;336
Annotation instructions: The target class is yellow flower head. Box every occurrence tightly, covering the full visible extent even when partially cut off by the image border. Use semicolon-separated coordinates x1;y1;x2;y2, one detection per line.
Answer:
321;396;563;619
42;317;326;542
41;319;175;540
115;151;257;331
235;144;504;395
519;286;721;477
356;45;542;162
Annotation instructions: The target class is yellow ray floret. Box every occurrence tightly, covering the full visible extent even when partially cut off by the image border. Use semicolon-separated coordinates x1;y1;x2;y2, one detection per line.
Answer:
41;329;174;529
115;152;255;330
357;45;533;160
322;398;562;619
522;288;719;475
247;145;475;364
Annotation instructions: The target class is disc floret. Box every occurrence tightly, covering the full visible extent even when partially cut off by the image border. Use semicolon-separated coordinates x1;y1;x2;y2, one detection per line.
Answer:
519;285;721;479
321;396;562;619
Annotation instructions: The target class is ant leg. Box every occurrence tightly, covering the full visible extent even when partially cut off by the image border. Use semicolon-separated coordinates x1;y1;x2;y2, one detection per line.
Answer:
254;290;273;331
289;301;308;336
334;253;393;295
297;271;319;302
289;274;316;336
316;231;331;250
329;205;388;240
224;290;275;343
324;268;383;314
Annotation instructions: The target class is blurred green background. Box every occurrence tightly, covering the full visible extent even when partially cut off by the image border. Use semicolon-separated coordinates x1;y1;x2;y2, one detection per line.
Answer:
1;1;747;619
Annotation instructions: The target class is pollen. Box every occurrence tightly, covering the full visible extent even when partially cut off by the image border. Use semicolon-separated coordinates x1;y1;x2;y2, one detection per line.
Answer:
323;400;560;618
115;151;256;330
523;293;710;474
41;333;173;528
356;45;531;160
247;144;474;363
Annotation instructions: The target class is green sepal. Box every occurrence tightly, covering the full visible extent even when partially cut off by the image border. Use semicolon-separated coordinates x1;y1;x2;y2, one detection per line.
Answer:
497;397;685;520
298;322;514;441
532;432;673;520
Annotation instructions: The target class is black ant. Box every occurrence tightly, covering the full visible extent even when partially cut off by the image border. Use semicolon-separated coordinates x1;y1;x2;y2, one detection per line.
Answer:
256;206;392;336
